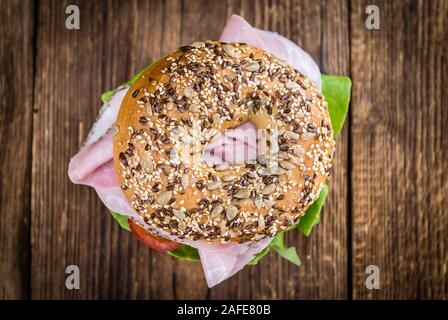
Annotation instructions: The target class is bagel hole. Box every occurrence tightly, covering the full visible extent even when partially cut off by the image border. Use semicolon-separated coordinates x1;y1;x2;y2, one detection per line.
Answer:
202;121;258;165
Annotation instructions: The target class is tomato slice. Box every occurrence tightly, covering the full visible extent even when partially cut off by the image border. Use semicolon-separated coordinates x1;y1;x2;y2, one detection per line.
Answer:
128;219;181;251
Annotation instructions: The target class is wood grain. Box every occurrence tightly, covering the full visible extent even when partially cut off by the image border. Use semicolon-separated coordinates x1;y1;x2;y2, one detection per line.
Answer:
350;0;448;299
0;0;35;300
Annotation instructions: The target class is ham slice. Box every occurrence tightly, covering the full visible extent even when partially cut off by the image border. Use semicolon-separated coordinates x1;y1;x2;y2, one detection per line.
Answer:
68;14;321;287
68;132;114;185
202;122;258;165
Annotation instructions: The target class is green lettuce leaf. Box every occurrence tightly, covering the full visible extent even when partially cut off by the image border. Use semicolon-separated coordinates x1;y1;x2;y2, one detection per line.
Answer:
110;211;131;231
101;64;152;104
297;184;329;236
269;232;301;266
249;232;302;266
248;246;270;265
101;89;118;104
321;74;352;136
167;245;200;261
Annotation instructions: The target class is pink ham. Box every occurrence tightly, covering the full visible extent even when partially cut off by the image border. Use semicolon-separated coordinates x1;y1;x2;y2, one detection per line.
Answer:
202;122;258;165
198;237;272;287
68;14;321;288
68;132;114;185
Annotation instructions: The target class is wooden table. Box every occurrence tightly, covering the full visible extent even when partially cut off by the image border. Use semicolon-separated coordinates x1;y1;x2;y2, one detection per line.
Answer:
1;0;447;299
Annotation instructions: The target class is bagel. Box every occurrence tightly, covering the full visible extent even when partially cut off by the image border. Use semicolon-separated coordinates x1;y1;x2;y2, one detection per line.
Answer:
113;41;335;243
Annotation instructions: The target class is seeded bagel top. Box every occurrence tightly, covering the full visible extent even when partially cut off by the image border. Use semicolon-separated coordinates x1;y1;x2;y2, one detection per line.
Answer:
113;41;335;243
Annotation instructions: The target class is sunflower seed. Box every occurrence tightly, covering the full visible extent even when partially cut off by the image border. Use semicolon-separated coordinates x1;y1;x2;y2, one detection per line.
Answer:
272;167;286;176
181;135;192;143
244;62;260;72
220;220;228;234
286;130;300;140
173;209;185;220
178;221;187;232
258;214;265;230
286;81;300;90
207;181;220;191
215;163;229;171
280;160;295;170
181;174;190;189
212;113;221;124
190;104;201;113
141;157;154;173
256;167;269;176
293;145;306;156
222;174;237;182
174;127;188;137
262;183;276;195
234;198;252;206
258;154;275;165
302;132;315;141
230;198;240;206
233;189;250;199
183;86;195;99
289;155;304;165
254;197;264;209
264;199;273;208
190;41;205;48
226;206;238;220
223;44;235;57
156;191;172;205
166;101;175;111
211;205;224;218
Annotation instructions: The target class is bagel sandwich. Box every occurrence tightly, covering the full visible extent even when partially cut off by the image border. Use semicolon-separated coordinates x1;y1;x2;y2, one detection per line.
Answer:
68;15;351;287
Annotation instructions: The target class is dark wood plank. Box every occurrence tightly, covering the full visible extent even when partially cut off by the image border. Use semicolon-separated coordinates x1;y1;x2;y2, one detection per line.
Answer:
350;0;448;299
31;0;349;299
0;0;34;300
